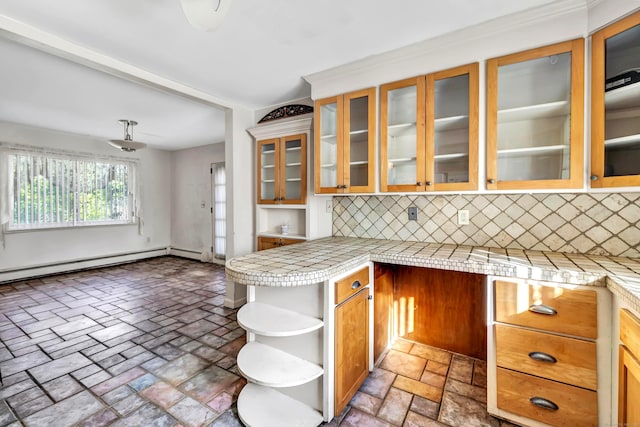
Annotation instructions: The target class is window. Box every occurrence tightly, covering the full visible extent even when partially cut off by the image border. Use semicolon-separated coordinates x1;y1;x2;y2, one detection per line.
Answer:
212;162;226;259
7;151;136;230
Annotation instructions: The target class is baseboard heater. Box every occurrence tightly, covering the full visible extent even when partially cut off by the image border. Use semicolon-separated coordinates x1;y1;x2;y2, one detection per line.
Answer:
0;247;169;284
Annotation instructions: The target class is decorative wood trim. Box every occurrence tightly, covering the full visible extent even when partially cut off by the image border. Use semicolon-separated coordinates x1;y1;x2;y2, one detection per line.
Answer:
247;116;312;140
257;105;314;124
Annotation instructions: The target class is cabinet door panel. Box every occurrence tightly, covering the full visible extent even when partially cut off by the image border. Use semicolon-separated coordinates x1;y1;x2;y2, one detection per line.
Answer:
380;77;426;192
335;288;369;416
280;134;307;204
430;63;479;191
591;11;640;187
619;345;640;426
374;264;394;362
315;96;343;193
344;89;376;193
257;139;279;204
487;39;584;190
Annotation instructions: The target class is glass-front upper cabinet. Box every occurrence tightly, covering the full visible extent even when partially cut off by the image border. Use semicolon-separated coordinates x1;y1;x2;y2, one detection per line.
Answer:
591;11;640;188
486;39;584;190
257;134;307;204
381;63;478;192
314;88;375;194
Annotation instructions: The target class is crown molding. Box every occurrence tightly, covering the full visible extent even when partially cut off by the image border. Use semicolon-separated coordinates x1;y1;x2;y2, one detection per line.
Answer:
247;115;313;140
304;0;588;92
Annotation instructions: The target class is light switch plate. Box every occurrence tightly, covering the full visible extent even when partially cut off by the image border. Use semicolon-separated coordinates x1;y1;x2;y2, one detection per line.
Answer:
457;210;470;225
408;207;418;221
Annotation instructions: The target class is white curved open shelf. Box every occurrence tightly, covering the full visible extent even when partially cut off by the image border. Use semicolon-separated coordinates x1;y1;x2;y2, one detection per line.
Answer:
237;302;323;337
237;383;323;427
237;341;323;388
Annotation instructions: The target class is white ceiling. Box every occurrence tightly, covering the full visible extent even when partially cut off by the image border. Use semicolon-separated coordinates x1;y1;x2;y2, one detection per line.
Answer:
0;0;561;151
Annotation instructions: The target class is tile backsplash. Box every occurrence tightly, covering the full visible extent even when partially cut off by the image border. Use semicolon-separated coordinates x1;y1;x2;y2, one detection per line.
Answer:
333;193;640;258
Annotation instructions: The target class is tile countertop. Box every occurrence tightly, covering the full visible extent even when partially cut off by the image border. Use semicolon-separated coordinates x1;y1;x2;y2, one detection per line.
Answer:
225;236;640;314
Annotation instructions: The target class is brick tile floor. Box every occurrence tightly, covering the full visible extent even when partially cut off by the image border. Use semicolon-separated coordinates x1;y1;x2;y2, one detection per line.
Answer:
0;257;518;427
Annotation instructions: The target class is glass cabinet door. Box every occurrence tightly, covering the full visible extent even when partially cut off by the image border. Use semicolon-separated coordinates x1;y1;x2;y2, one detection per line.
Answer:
591;11;640;188
315;89;375;194
344;88;376;193
486;39;584;190
280;134;306;204
380;77;426;192
428;63;478;191
257;139;279;204
315;96;342;193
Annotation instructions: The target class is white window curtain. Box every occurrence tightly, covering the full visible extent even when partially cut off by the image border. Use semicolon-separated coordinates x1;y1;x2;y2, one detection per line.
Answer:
212;162;226;259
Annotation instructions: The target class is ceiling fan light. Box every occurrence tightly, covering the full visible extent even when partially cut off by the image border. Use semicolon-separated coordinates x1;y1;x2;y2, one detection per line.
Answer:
180;0;231;31
109;119;146;152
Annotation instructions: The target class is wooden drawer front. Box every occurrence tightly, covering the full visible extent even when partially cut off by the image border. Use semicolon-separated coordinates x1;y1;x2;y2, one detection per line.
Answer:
495;280;597;339
497;368;598;427
335;266;370;305
495;324;597;390
621;309;640;358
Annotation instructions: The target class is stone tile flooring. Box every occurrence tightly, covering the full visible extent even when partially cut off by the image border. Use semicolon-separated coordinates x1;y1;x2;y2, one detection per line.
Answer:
0;257;517;427
334;340;519;427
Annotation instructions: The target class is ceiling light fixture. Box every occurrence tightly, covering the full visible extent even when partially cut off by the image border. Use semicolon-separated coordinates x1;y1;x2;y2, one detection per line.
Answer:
179;0;231;31
109;119;147;152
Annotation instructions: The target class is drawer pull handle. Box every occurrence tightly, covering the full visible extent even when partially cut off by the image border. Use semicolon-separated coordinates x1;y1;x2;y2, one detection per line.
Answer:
351;280;362;290
528;304;557;316
530;397;559;411
528;351;557;363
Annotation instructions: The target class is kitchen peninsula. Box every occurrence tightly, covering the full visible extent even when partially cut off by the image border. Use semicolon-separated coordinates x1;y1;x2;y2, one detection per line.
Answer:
226;236;640;426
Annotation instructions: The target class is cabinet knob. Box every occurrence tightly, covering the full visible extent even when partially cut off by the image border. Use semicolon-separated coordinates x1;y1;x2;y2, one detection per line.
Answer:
426;181;432;186
529;397;559;411
487;178;496;184
273;198;278;202
351;280;362;290
416;181;423;186
590;175;599;181
342;184;348;189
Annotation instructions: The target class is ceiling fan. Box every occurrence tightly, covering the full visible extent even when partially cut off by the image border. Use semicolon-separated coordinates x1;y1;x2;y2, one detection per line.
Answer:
180;0;231;31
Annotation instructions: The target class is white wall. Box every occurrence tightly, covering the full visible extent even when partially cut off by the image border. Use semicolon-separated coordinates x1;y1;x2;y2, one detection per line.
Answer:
170;142;225;261
0;122;172;280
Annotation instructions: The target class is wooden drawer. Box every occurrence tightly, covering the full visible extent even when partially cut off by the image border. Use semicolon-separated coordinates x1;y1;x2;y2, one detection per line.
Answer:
495;324;597;390
621;309;640;358
335;266;370;305
495;280;597;339
497;368;598;427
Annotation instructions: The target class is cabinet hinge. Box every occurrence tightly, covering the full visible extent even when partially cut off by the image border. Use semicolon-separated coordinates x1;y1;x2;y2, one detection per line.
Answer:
210;207;213;214
210;167;213;174
211;246;214;253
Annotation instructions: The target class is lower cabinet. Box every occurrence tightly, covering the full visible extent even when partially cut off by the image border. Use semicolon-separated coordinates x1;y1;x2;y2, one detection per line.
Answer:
619;309;640;426
333;264;372;417
489;277;610;427
257;236;305;250
334;287;369;415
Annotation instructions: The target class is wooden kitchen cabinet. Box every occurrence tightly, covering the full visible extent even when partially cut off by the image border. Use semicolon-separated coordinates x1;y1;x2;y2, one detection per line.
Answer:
333;265;371;416
314;88;375;194
486;39;584;190
619;309;640;426
257;134;306;204
591;11;640;188
257;236;304;251
491;278;599;426
380;63;479;192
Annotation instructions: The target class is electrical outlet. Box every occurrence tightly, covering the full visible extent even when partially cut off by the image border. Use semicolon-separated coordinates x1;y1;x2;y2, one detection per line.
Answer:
457;210;470;225
408;207;418;221
325;199;332;214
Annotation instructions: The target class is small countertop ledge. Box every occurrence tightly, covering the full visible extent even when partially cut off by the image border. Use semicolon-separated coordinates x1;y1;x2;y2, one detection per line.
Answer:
226;237;640;313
